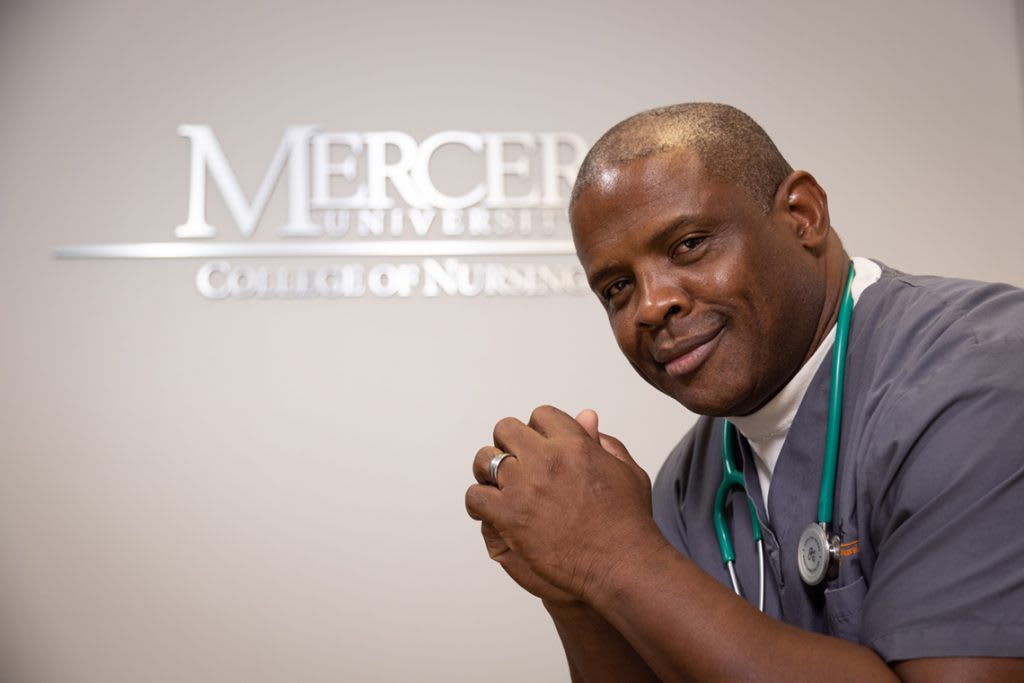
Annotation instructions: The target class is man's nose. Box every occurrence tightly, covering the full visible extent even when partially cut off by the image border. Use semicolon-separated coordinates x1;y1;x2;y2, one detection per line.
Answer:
636;271;691;326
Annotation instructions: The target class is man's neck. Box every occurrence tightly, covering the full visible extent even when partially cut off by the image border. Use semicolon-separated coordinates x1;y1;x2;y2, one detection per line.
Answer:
729;256;882;506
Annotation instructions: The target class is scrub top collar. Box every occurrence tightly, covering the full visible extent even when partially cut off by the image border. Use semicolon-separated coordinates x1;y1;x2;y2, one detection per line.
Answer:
728;256;882;502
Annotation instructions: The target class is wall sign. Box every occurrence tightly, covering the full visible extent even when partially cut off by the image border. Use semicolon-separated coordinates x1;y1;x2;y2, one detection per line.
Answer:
54;126;591;299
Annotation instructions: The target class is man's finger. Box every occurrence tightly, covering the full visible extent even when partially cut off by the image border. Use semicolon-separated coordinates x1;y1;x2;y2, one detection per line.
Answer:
480;522;511;560
492;415;546;454
472;446;520;489
597;432;650;487
472;445;504;485
574;409;637;466
465;482;504;522
598;432;633;464
574;408;600;440
527;404;588;439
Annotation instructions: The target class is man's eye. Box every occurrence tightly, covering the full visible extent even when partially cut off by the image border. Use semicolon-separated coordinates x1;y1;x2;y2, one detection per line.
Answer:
677;236;705;253
602;279;629;301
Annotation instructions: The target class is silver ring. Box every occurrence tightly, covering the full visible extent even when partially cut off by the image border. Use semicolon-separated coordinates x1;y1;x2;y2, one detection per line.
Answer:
488;452;516;486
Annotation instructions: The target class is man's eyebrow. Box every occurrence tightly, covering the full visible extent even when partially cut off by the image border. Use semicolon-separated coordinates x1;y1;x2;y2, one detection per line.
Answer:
584;215;701;288
586;261;626;289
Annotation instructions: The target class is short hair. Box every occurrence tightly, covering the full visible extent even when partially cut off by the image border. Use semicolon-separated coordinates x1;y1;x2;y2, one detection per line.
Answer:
570;103;793;214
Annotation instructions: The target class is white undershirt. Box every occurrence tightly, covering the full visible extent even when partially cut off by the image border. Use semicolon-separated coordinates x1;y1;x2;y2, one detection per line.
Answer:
727;257;882;510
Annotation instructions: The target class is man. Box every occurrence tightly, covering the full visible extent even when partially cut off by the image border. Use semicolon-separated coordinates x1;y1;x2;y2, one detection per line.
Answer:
464;103;1024;682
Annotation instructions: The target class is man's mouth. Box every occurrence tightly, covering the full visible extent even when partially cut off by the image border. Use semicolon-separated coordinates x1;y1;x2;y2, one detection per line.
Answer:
655;328;724;377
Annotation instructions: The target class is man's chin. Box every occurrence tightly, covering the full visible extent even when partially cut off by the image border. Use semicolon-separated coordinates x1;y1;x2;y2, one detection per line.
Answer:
659;377;748;418
637;364;748;417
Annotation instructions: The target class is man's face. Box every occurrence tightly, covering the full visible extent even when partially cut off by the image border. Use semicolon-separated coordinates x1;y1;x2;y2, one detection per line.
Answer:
570;149;822;417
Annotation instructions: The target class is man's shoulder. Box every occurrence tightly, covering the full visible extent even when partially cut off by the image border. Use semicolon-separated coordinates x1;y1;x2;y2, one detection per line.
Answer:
844;264;1024;509
852;263;1024;386
864;263;1024;343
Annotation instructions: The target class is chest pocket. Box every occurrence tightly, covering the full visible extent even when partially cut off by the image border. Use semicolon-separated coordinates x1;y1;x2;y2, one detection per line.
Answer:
824;576;867;642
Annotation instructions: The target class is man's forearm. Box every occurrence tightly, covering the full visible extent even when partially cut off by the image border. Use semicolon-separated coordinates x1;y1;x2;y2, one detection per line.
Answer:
587;541;898;683
546;601;661;683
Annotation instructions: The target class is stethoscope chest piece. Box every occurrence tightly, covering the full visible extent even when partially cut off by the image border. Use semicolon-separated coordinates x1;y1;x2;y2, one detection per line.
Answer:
797;522;840;586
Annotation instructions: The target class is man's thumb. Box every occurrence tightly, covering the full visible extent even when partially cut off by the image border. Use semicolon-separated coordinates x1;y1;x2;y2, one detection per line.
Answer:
574;408;600;440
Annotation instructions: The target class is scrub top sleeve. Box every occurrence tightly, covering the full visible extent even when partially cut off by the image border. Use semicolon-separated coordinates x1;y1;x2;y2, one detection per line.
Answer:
860;339;1024;662
652;436;693;556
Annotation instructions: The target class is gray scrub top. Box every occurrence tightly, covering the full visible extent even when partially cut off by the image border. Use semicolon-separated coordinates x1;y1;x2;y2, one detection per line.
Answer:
652;264;1024;662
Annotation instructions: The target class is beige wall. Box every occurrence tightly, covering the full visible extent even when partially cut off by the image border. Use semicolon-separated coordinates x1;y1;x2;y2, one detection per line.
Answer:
1;1;1022;681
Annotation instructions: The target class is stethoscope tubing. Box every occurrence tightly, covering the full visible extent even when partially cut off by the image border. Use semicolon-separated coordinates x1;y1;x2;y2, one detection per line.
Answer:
715;262;856;607
819;264;856;525
726;541;764;612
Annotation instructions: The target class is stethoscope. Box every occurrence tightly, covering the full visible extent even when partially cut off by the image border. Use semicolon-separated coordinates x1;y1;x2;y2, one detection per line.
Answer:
714;263;855;609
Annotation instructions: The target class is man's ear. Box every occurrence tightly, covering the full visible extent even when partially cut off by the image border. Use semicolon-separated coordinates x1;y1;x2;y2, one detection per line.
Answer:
771;170;831;251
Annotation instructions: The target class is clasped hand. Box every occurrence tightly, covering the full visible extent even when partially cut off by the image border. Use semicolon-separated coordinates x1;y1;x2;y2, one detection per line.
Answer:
465;405;662;606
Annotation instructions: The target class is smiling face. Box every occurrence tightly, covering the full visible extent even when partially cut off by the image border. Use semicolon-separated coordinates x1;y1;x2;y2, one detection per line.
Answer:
571;148;829;417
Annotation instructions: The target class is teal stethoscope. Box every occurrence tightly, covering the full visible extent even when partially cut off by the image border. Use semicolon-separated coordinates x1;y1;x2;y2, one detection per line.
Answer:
714;263;855;609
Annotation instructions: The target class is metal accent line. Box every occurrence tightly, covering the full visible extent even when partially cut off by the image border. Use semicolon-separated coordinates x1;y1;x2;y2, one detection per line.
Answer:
53;240;578;259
